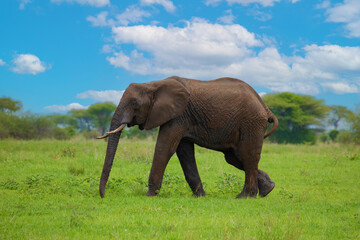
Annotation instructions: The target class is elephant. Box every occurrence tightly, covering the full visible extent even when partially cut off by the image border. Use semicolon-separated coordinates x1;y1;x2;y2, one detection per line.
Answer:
97;76;278;198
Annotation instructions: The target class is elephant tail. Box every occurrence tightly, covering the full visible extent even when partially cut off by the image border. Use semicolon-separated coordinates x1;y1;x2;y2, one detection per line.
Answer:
264;114;278;139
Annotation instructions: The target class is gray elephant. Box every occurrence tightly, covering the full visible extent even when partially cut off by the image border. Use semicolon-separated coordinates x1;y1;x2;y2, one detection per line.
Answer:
97;76;278;198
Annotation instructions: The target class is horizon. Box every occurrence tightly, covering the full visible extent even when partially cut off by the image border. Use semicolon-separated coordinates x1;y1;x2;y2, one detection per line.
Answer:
0;0;359;114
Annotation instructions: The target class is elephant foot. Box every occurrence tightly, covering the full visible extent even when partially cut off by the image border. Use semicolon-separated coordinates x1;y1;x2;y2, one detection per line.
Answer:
236;185;257;199
194;189;206;197
236;191;257;199
146;190;158;197
258;170;275;197
191;183;206;197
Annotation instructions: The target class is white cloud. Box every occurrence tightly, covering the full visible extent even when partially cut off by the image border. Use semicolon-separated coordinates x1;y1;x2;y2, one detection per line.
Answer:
0;59;5;66
140;0;176;12
10;54;49;75
298;44;360;73
107;50;152;75
315;0;330;9
51;0;110;7
115;5;151;26
44;103;88;112
109;18;261;77
324;0;360;37
44;90;125;112
76;90;125;104
19;0;31;10
226;0;280;7
87;11;109;27
321;82;359;94
87;6;151;27
248;8;272;21
110;18;262;75
204;0;222;6
101;44;113;53
218;9;235;24
205;0;295;7
106;18;360;95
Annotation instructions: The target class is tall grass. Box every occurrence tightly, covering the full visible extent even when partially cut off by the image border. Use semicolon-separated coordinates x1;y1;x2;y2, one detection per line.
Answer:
1;139;359;239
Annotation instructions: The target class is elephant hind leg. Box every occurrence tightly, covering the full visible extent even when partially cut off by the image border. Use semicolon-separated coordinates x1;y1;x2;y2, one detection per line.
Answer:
224;151;275;198
234;138;264;198
258;169;275;197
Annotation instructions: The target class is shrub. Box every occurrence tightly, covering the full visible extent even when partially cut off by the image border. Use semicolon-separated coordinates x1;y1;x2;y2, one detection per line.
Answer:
82;130;101;139
52;127;69;140
337;131;353;144
328;129;340;142
319;133;329;143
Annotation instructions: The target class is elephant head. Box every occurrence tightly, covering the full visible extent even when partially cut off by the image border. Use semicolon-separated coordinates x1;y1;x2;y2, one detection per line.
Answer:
97;78;190;198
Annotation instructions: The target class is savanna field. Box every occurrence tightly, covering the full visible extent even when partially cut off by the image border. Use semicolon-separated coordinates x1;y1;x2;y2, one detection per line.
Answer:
1;139;359;239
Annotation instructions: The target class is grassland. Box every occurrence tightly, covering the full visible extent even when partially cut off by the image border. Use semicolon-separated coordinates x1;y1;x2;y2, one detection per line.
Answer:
0;139;359;239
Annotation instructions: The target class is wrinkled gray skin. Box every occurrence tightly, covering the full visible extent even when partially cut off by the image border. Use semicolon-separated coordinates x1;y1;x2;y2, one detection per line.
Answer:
99;76;278;198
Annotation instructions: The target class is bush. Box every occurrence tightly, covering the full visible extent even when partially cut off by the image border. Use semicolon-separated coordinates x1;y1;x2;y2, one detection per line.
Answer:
328;129;340;142
82;130;101;139
65;126;76;138
319;133;329;143
337;131;353;144
52;127;70;140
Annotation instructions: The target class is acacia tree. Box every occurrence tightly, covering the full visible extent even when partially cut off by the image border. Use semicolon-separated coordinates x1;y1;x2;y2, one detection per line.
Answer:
263;92;330;144
0;97;22;113
87;102;116;135
70;109;93;132
328;105;354;129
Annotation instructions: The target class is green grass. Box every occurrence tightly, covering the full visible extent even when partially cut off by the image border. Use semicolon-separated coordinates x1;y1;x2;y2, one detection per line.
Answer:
1;139;359;239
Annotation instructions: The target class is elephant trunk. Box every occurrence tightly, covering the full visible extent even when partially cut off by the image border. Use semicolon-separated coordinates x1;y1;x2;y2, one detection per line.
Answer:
99;129;121;198
99;106;133;198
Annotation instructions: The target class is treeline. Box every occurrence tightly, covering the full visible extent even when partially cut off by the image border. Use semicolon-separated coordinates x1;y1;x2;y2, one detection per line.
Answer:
0;97;157;140
263;93;359;145
0;94;359;144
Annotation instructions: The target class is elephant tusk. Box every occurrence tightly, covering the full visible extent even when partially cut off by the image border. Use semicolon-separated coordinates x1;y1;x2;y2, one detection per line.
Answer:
96;134;110;139
106;123;127;134
96;123;127;139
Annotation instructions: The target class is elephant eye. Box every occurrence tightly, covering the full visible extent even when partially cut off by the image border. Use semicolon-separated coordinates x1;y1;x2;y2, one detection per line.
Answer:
130;98;140;108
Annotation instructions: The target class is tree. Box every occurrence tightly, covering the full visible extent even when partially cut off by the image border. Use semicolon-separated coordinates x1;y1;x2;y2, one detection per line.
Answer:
87;102;116;135
0;97;22;113
47;114;78;129
70;109;93;132
348;106;360;144
328;105;354;129
263;92;330;144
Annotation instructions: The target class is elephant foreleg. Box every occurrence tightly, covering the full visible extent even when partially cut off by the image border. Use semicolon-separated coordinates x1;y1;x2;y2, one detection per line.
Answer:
146;123;183;196
176;140;205;197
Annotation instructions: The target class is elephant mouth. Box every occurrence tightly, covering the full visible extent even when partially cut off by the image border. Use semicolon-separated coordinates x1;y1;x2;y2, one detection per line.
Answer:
127;115;145;130
127;116;137;127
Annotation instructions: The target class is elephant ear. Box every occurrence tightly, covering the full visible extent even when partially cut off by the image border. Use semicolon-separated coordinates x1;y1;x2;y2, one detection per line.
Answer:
144;79;190;130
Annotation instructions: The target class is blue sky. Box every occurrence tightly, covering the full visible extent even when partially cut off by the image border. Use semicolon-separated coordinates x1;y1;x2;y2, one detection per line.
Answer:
0;0;359;113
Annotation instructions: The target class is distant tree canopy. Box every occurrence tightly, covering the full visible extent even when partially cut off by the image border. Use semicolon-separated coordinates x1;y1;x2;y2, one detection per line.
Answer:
0;97;22;113
70;109;93;131
87;102;116;135
263;92;330;144
328;105;354;129
348;106;360;144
